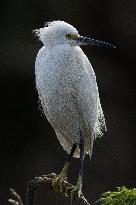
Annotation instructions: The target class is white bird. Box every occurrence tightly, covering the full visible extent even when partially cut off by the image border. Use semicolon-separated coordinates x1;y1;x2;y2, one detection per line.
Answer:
34;20;115;198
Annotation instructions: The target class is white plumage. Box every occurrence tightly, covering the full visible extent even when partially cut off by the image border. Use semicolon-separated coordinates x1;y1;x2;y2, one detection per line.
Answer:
34;21;106;158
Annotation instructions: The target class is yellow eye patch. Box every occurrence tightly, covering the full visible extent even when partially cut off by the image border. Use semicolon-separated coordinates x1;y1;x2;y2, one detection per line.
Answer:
65;34;79;39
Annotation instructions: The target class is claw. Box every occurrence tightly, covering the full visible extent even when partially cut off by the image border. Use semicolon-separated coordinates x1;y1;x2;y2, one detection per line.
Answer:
52;162;69;193
70;174;83;204
52;174;67;193
70;185;82;204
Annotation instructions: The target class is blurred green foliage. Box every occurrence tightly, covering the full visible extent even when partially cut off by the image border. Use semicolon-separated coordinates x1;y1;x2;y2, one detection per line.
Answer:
95;186;136;205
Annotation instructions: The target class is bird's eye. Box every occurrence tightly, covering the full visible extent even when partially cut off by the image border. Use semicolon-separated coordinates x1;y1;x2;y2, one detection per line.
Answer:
66;34;72;39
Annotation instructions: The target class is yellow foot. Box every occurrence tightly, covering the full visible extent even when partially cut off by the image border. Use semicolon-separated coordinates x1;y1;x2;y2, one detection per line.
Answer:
70;174;83;204
52;174;67;193
52;162;69;193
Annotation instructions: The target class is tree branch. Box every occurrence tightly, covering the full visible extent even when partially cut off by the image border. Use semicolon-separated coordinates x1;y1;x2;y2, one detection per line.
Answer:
8;188;23;205
8;173;91;205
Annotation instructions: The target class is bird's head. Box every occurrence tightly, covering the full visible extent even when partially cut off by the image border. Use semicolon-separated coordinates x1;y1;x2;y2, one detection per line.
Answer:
34;20;115;48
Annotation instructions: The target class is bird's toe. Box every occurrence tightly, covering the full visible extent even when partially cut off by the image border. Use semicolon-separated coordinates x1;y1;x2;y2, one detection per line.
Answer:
52;174;68;193
68;174;83;204
52;162;70;193
70;184;82;204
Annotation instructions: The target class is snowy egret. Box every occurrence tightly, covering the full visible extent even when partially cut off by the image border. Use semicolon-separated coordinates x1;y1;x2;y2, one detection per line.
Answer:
34;21;115;198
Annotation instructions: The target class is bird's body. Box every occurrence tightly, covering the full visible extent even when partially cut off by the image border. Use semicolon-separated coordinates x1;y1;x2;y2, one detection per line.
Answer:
34;20;115;198
35;21;106;158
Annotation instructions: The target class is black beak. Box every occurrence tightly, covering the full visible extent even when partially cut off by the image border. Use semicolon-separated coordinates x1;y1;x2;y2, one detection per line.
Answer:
77;36;116;48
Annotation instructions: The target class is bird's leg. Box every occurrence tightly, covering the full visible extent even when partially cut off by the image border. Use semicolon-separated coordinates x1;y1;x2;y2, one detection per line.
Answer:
52;143;77;193
70;129;84;201
58;143;77;180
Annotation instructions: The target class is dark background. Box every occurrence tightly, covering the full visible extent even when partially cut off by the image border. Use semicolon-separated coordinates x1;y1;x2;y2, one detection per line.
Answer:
0;0;136;204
